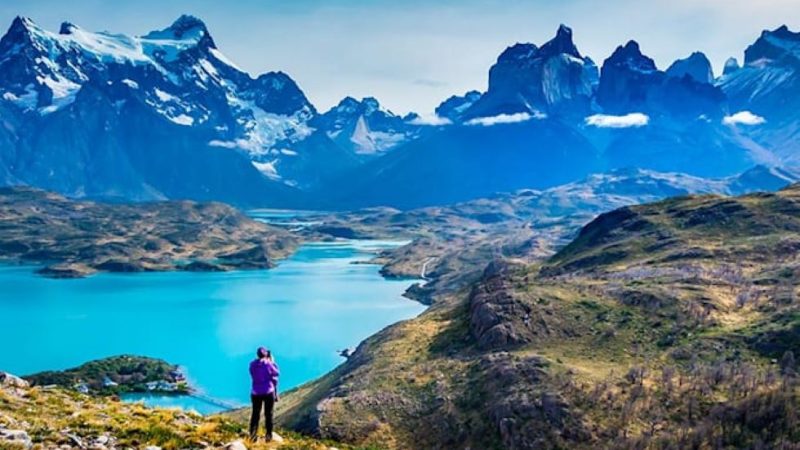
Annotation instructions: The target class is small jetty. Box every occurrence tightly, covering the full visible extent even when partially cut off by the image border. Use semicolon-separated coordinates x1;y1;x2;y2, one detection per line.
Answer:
186;392;242;411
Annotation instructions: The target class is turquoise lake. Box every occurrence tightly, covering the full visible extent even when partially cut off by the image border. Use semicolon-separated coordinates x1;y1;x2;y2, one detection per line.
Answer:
0;240;424;414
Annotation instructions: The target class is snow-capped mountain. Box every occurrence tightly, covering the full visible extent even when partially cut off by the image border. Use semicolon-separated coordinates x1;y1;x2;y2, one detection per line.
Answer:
312;97;420;155
0;15;358;203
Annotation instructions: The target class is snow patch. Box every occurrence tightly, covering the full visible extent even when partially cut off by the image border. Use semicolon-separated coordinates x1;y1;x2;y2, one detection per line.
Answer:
170;114;194;126
350;115;407;153
121;79;139;89
209;48;242;71
585;113;649;128
723;111;766;126
154;88;177;103
252;160;280;179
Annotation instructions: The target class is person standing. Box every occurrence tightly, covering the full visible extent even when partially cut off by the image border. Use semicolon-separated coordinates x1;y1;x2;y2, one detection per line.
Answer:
249;347;280;441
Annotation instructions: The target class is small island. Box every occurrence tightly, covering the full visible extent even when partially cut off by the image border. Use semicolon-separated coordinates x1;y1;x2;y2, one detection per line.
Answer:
23;355;191;396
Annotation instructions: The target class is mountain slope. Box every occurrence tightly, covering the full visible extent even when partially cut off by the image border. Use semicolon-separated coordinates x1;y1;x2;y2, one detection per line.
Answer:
275;184;800;449
318;117;602;209
718;25;800;165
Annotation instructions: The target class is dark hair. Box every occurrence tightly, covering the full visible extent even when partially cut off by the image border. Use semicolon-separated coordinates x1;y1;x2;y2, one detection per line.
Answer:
257;347;270;358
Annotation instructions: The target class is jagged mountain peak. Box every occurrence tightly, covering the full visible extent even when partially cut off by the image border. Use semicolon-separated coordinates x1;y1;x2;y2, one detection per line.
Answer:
763;24;800;41
606;40;657;72
331;96;384;115
143;14;215;48
2;16;48;47
723;57;741;75
745;24;800;65
58;21;77;35
314;95;418;155
435;90;482;121
497;42;539;63
538;24;581;58
467;24;596;118
8;16;36;33
666;51;713;84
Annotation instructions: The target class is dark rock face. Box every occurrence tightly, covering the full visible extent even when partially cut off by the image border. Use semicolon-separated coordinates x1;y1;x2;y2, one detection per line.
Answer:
598;41;725;119
462;25;598;119
744;25;800;66
247;71;317;116
596;41;659;113
435;90;482;122
666;51;714;84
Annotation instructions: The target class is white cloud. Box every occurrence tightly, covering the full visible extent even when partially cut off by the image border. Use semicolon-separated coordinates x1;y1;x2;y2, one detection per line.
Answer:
465;112;543;127
585;113;649;128
723;111;766;126
407;114;452;126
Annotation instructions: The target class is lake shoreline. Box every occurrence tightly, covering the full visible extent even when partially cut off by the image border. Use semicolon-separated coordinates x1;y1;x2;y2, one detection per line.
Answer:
0;240;427;413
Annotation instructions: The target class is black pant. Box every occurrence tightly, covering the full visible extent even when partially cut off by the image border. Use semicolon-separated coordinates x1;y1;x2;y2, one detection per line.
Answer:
249;394;275;440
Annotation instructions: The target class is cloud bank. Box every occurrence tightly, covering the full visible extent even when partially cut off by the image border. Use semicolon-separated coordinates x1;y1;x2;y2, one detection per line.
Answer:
585;113;649;128
407;114;452;126
465;112;544;127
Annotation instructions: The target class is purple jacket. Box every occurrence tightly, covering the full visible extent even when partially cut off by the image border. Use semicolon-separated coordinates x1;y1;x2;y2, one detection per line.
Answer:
249;359;279;396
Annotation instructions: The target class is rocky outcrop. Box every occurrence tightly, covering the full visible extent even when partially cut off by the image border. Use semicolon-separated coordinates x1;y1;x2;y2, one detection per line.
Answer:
479;353;589;450
0;371;29;389
469;261;536;350
469;260;584;350
0;428;32;449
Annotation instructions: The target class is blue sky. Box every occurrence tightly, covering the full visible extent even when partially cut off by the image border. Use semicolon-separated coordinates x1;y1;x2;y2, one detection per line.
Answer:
1;0;797;114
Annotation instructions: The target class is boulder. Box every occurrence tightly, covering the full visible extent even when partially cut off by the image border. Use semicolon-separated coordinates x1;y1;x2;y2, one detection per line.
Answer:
0;372;29;389
0;429;32;449
225;440;247;450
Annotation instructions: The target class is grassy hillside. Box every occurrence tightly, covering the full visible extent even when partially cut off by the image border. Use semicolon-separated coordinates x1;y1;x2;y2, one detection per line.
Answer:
272;185;800;449
0;374;355;450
